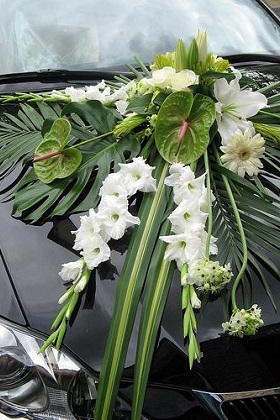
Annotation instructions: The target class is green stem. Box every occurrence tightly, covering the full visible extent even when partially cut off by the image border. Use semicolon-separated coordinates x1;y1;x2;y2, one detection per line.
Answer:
33;131;114;162
181;277;200;369
203;150;213;259
66;130;114;150
213;146;248;310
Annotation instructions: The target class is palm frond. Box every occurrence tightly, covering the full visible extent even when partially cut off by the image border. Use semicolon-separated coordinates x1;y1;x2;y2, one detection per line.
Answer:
209;142;280;308
0;101;141;223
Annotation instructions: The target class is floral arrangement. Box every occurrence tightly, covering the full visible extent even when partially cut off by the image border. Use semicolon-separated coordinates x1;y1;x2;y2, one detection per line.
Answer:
0;31;279;420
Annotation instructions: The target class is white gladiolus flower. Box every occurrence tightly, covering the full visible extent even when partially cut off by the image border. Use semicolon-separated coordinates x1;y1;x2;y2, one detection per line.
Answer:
109;80;137;103
65;86;86;103
173;171;206;205
164;162;186;188
97;202;140;241
115;100;129;115
72;208;101;251
99;172;128;199
61;156;156;274
59;259;84;282
85;84;111;102
118;157;156;195
214;71;267;144
220;128;265;177
54;80;137;114
161;163;217;271
159;232;203;269
81;234;111;269
168;199;208;234
98;195;129;214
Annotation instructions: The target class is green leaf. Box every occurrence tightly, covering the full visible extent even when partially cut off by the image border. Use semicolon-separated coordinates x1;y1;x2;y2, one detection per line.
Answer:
210;144;280;308
13;135;140;222
254;123;280;145
126;93;153;114
33;118;82;183
62;100;116;133
0;103;59;178
155;91;216;164
37;117;71;151
132;220;174;419
34;148;82;184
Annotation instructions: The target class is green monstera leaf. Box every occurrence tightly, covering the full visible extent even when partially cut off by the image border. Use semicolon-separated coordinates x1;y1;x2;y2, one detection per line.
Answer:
33;118;82;184
155;90;216;164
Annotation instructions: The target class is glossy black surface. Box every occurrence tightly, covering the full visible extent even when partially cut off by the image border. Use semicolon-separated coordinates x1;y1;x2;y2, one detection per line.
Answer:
0;63;280;419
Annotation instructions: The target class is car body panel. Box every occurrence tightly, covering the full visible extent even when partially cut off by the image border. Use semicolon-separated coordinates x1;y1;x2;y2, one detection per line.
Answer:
0;1;280;419
0;61;280;395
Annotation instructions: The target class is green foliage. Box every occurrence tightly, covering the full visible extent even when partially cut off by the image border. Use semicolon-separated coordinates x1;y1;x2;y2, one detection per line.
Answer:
94;157;170;420
0;101;141;222
155;91;216;163
34;118;82;183
131;220;174;419
209;144;280;309
0;33;280;420
253;123;280;145
175;39;191;71
150;51;175;71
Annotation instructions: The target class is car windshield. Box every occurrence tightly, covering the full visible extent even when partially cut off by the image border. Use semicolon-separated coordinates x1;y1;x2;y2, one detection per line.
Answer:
1;0;280;75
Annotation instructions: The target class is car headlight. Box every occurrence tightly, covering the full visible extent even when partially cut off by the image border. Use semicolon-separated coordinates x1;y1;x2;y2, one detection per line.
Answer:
0;320;144;420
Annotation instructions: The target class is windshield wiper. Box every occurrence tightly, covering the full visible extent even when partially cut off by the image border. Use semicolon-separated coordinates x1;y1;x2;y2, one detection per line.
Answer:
0;68;135;85
225;53;280;65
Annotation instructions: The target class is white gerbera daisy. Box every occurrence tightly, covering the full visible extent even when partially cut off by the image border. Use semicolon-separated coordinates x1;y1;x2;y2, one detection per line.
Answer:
220;129;265;177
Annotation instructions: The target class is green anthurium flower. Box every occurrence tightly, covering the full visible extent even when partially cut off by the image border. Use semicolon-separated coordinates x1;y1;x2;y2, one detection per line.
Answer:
33;118;82;184
155;90;216;164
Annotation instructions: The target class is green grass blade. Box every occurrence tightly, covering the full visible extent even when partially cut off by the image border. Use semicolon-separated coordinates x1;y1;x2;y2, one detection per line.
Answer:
132;219;174;419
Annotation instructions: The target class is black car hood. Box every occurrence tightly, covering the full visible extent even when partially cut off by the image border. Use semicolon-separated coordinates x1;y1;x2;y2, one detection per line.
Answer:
0;63;280;418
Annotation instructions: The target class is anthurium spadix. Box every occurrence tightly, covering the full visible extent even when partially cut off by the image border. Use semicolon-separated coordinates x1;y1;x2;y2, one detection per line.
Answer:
155;90;216;164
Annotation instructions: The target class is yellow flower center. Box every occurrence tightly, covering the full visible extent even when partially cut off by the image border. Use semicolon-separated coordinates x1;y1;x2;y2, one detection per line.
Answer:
238;148;251;161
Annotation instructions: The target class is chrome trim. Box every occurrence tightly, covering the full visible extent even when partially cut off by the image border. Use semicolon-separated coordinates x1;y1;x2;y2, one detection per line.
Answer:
192;387;280;419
